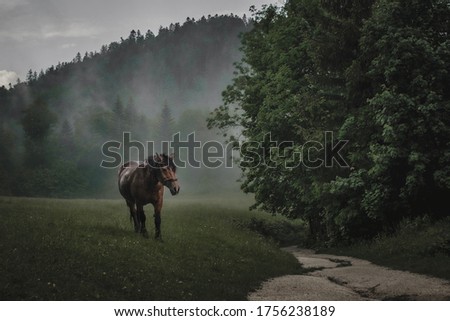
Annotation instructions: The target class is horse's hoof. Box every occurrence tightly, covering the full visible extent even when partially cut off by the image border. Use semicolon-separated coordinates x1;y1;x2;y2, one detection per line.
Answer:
141;229;149;239
154;233;163;241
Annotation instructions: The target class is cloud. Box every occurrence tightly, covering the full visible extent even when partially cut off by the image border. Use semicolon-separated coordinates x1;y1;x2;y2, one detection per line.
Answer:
41;22;102;39
0;0;102;42
0;70;18;87
0;0;29;11
60;43;76;49
0;22;102;42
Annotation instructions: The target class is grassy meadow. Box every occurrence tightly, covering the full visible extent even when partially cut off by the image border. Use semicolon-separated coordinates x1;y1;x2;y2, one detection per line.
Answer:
0;196;302;300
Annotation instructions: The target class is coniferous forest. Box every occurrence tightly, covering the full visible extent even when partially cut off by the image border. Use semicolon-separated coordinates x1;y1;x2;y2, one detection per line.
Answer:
0;14;249;198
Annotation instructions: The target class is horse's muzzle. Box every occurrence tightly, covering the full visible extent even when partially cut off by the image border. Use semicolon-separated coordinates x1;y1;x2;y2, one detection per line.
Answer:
169;185;180;196
163;178;180;196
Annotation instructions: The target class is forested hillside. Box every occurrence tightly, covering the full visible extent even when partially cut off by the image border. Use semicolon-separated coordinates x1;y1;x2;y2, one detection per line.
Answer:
208;0;450;242
0;14;249;197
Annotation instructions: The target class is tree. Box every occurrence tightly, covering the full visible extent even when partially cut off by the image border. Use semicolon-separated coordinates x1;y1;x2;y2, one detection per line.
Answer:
0;125;15;167
74;52;82;63
112;95;126;137
136;30;144;45
58;119;75;153
332;0;450;228
22;97;56;142
128;30;137;43
158;101;174;138
124;96;138;132
0;125;16;194
21;97;57;167
26;69;38;84
0;15;252;198
156;101;175;153
145;30;155;40
208;0;450;242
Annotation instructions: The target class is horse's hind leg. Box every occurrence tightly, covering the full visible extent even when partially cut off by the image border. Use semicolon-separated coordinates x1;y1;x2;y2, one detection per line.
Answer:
127;200;140;233
136;204;148;238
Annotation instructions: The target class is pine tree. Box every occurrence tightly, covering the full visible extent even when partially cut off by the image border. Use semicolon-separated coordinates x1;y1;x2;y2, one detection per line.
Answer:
113;96;126;137
21;97;57;167
22;97;56;141
74;52;82;63
59;119;75;152
124;96;137;130
157;101;175;153
26;69;36;84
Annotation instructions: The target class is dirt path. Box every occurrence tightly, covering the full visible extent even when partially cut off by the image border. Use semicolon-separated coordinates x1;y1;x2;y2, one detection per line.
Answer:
248;247;450;301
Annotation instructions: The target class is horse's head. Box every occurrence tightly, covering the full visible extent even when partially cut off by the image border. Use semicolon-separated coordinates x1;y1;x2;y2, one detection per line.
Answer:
149;154;180;196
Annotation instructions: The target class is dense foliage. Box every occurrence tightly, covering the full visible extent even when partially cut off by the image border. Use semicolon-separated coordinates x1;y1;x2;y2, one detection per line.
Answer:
0;15;249;197
208;0;450;242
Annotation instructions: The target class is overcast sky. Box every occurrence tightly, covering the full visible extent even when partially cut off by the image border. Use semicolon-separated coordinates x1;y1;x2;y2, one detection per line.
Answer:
0;0;277;87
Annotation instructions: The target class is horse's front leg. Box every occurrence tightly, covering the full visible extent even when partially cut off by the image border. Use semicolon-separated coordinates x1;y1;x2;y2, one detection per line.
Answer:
136;204;148;238
153;199;163;240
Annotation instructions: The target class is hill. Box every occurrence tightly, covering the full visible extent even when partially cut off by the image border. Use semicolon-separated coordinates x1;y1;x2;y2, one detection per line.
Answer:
0;14;250;197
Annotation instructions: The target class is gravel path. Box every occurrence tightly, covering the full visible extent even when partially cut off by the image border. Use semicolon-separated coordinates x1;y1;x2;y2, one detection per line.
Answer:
248;247;450;301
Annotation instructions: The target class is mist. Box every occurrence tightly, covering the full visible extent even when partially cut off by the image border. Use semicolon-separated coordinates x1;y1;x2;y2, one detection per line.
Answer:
0;15;250;199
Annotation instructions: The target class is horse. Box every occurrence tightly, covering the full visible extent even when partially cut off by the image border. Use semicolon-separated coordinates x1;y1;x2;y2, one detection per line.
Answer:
118;153;180;239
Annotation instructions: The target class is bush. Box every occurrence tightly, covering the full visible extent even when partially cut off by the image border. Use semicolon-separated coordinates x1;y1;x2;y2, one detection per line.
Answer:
240;216;307;246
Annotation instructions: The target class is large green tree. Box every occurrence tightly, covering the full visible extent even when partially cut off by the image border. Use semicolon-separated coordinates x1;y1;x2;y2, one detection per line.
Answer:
333;0;450;232
208;0;450;242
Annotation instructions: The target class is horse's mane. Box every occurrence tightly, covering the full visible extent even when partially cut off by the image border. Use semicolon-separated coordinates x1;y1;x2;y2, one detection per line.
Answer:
147;154;176;172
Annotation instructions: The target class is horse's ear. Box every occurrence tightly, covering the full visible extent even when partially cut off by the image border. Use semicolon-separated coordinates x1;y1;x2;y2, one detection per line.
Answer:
169;153;174;159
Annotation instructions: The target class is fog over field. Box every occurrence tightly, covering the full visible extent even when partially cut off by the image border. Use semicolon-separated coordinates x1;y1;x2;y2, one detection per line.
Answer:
0;13;252;198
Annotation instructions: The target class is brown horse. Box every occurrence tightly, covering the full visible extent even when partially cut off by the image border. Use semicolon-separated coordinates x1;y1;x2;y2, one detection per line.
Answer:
118;154;180;239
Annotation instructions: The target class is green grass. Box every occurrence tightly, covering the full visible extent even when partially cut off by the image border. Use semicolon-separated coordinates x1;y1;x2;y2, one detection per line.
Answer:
0;196;302;300
318;216;450;280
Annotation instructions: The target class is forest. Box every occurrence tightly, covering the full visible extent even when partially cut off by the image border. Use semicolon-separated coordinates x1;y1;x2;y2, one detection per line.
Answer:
208;0;450;242
0;14;249;198
0;0;449;244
